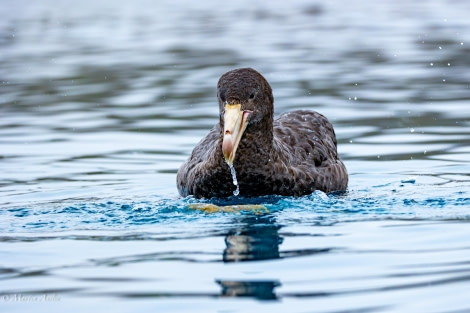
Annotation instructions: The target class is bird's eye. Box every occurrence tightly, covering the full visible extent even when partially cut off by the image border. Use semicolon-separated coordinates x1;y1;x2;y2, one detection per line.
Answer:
249;92;255;100
219;90;226;102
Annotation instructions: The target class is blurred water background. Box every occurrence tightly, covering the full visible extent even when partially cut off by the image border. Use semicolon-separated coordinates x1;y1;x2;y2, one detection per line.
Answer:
1;0;470;312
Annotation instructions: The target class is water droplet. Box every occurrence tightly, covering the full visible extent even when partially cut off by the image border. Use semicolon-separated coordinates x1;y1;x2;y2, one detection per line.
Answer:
461;42;464;45
228;164;240;196
442;79;446;82
430;62;434;66
410;128;415;133
447;63;451;66
353;96;357;101
438;46;442;50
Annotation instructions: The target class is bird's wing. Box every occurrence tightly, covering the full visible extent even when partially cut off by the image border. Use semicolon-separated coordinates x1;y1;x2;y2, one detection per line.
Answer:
273;110;338;166
272;110;347;193
176;124;221;196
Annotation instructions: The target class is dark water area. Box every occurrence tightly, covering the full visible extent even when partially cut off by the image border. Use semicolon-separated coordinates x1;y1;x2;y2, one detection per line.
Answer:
1;0;470;312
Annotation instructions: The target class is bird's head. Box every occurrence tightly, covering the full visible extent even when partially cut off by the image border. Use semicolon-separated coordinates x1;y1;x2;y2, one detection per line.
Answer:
217;68;274;165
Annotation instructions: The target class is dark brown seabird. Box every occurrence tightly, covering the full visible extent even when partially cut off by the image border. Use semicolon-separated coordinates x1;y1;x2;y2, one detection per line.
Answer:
177;68;348;198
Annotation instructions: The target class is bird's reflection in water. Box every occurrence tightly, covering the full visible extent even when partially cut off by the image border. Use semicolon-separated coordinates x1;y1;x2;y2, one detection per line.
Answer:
223;215;283;262
217;215;282;300
216;280;280;300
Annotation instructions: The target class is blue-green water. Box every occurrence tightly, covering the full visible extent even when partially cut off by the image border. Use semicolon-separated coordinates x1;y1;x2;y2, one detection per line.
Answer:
1;0;470;312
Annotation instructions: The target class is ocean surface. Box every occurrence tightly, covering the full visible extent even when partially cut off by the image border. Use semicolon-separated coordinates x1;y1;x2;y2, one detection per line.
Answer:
1;0;470;312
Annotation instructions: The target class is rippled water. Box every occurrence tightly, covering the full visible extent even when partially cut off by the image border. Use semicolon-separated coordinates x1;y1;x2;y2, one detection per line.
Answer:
1;0;470;312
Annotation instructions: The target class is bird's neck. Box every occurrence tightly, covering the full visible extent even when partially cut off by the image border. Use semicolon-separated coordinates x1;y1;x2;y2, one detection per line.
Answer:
233;119;274;167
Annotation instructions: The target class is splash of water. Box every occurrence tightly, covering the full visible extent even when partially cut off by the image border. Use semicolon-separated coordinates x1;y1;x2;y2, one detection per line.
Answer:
228;164;240;196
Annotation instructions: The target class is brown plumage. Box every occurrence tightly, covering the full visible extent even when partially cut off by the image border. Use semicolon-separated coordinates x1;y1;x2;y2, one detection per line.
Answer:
177;68;348;198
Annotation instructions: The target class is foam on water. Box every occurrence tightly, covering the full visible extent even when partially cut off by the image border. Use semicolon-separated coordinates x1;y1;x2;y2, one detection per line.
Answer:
2;188;469;233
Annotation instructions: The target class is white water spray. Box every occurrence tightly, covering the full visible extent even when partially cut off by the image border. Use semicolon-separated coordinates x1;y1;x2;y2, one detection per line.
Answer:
228;163;240;196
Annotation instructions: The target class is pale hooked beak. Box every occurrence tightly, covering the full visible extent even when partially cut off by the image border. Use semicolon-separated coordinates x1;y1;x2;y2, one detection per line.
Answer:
222;103;251;165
